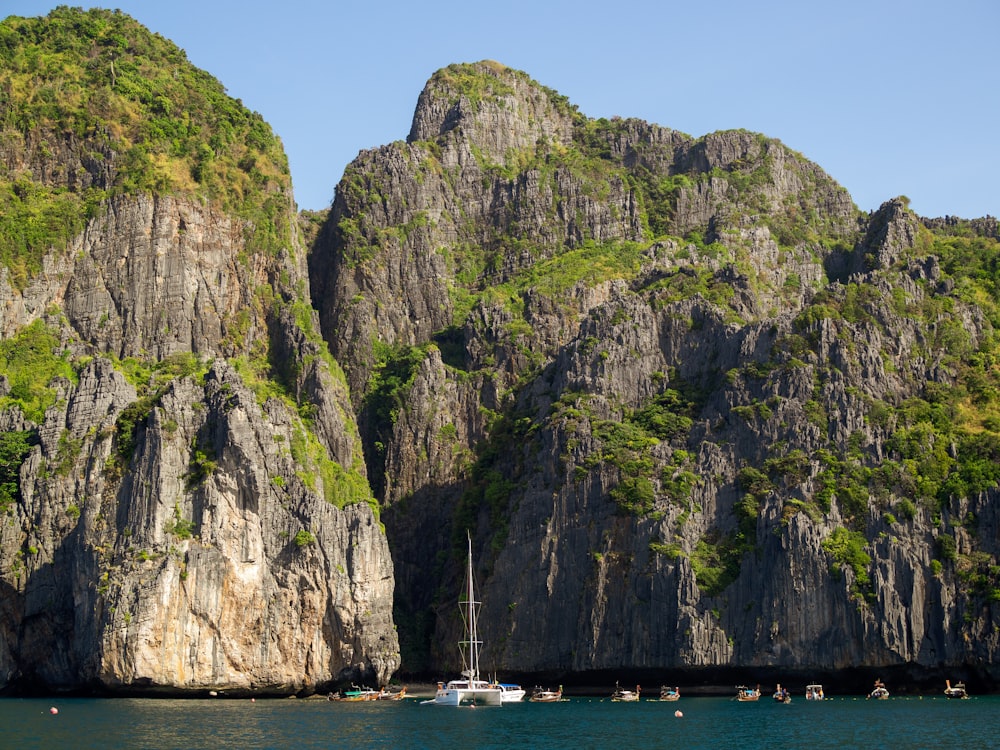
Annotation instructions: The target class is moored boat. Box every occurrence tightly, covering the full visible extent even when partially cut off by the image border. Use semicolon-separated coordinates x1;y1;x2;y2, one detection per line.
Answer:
772;683;791;703
376;685;407;701
610;682;640;701
736;685;761;701
529;685;563;702
492;682;526;702
944;680;969;699
805;684;825;700
330;685;379;701
658;685;680;701
867;679;889;700
422;533;503;707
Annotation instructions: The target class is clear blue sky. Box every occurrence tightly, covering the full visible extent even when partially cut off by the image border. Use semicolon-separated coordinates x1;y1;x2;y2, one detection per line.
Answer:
5;1;998;218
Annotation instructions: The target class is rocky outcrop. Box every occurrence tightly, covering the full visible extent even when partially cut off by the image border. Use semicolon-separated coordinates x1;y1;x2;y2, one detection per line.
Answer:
0;126;117;194
858;197;920;271
0;191;399;693
1;358;397;693
408;61;576;164
0;193;296;360
309;62;1000;687
310;64;645;401
0;8;397;694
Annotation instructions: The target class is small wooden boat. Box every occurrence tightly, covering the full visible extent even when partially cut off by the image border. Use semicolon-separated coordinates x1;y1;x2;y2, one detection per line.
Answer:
376;685;407;701
658;685;680;701
330;684;379;701
736;685;760;701
867;679;889;700
772;683;791;703
610;682;640;701
944;680;969;699
529;685;563;702
805;684;825;700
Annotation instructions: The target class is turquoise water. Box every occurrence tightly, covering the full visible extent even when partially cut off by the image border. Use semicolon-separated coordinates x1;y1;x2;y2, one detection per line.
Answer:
1;694;996;749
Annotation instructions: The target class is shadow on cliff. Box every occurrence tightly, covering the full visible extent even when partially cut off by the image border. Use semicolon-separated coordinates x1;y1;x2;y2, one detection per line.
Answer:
0;541;89;696
382;479;469;680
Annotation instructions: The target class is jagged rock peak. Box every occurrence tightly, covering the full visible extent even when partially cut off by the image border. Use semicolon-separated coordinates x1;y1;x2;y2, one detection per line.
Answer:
860;197;921;270
407;61;577;164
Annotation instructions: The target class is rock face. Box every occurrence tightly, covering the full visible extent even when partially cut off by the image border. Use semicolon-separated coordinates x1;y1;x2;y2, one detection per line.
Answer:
1;357;396;693
2;193;297;357
0;9;397;695
0;190;399;694
309;61;1000;688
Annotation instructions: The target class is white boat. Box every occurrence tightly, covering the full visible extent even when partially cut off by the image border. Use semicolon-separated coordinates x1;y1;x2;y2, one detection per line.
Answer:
422;533;503;707
492;682;526;702
805;684;825;700
944;680;969;699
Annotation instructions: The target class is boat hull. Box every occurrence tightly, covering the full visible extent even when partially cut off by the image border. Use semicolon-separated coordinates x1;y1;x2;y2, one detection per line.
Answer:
425;680;503;706
496;684;526;702
331;689;379;702
944;680;969;699
530;693;562;702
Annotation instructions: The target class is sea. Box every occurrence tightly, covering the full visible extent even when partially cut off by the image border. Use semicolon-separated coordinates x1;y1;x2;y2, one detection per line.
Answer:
1;693;996;749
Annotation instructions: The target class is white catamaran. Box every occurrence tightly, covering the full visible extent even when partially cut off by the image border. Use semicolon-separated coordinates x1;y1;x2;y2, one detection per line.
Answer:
423;533;503;706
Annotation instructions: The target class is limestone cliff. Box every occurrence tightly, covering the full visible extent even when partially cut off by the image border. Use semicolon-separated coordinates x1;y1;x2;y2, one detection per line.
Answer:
309;61;1000;689
4;9;1000;695
1;358;396;693
0;8;397;695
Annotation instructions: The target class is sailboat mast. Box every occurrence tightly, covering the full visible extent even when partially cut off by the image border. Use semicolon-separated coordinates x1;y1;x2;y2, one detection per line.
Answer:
466;532;479;681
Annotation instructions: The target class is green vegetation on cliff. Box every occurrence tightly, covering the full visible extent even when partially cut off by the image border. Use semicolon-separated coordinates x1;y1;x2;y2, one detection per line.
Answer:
0;8;374;527
0;430;36;511
0;6;291;285
0;318;76;422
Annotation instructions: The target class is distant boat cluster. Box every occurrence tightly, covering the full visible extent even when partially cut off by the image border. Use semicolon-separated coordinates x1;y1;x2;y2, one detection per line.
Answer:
328;677;973;704
333;534;975;708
